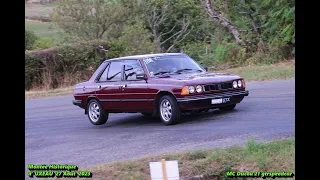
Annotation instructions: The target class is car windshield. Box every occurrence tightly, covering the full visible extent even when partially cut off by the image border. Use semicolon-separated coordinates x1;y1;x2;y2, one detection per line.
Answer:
143;55;204;76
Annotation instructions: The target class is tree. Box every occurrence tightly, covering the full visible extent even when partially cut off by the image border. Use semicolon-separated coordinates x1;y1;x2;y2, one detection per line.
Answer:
52;0;131;40
117;22;157;56
202;0;245;46
140;0;193;52
259;0;295;47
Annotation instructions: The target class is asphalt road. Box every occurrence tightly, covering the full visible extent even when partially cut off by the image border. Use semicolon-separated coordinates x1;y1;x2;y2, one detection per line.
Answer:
25;79;295;177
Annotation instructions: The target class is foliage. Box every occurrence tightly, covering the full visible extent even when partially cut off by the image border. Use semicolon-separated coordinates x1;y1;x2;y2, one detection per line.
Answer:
117;22;157;56
181;41;207;61
25;30;38;50
198;43;247;67
25;40;108;90
26;0;295;90
139;0;210;52
52;0;132;40
225;0;295;55
260;0;295;45
33;37;55;50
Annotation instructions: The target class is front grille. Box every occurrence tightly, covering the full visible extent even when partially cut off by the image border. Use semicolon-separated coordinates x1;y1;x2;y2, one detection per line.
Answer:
204;82;233;91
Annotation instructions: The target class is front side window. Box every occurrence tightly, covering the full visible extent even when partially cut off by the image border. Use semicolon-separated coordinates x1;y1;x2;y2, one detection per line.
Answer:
123;60;145;81
143;55;204;76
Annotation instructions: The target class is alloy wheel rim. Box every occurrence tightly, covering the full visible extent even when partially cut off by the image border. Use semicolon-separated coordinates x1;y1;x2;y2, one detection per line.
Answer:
89;102;100;122
160;99;172;122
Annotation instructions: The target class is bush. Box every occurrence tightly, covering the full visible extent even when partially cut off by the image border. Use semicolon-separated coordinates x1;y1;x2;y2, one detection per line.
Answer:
181;41;207;61
25;40;108;90
198;43;247;67
25;30;38;50
25;16;52;22
245;44;292;65
105;40;125;59
25;52;43;90
33;37;55;50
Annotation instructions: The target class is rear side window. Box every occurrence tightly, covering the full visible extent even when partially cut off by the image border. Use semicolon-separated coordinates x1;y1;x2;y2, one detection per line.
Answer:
107;61;122;81
98;63;110;82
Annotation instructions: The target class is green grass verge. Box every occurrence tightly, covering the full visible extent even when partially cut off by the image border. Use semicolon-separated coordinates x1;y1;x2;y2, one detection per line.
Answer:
25;87;74;100
42;2;59;7
48;138;294;180
215;60;295;81
25;61;294;100
25;21;62;42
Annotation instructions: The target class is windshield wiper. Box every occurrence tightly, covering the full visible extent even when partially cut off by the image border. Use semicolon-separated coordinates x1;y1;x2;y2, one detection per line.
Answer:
174;68;203;74
153;71;171;76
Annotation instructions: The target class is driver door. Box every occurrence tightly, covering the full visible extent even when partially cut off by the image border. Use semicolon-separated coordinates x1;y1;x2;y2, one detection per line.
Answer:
119;59;151;111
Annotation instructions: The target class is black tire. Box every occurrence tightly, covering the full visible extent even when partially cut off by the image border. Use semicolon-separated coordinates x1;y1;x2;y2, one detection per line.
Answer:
218;104;236;111
87;99;109;125
158;95;181;125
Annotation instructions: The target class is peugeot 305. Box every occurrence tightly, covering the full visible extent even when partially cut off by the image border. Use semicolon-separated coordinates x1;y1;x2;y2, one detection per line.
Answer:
72;53;249;125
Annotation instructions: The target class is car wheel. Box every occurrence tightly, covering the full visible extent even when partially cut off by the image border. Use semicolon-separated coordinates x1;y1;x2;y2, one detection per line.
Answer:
158;95;181;125
87;99;109;125
219;104;236;111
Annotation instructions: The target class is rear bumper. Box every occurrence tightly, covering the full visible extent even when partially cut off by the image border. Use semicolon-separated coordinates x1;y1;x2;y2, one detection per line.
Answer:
177;90;249;110
72;100;84;109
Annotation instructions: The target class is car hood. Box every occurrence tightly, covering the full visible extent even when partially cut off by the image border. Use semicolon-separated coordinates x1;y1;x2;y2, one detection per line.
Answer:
154;72;242;84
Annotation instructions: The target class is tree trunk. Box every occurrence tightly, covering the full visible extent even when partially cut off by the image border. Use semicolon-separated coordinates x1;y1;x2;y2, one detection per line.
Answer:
203;0;245;46
248;13;266;52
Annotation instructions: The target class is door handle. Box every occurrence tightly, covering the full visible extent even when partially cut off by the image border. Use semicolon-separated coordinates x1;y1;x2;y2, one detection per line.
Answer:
122;84;127;88
98;85;108;89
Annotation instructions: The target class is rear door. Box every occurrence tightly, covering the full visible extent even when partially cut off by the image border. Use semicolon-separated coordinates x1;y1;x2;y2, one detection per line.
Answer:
119;59;151;111
95;60;123;110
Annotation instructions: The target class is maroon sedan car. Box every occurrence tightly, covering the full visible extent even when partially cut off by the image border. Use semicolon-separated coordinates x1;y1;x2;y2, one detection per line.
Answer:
73;53;249;125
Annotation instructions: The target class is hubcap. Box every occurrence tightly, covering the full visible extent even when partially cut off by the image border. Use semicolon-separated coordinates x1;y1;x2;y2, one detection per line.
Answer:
160;99;172;122
89;102;100;122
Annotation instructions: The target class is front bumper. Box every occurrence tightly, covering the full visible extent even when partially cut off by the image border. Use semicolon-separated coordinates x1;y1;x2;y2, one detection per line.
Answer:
72;100;84;109
177;90;249;110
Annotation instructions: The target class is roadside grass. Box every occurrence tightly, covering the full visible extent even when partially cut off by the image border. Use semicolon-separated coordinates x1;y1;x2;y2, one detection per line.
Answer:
42;2;59;7
25;21;62;42
48;138;295;180
25;86;74;100
215;60;295;81
25;61;294;100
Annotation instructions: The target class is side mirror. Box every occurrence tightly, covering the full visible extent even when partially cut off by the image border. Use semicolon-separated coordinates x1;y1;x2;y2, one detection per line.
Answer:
136;73;147;80
202;66;208;71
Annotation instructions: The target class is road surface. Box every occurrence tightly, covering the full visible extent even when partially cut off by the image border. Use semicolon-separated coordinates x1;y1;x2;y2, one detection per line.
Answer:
25;79;295;177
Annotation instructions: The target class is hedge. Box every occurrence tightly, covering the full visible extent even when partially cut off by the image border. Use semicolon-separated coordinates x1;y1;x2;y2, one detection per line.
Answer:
25;40;108;90
25;16;52;22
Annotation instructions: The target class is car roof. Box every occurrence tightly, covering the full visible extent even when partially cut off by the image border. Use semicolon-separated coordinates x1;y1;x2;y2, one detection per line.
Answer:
103;53;185;63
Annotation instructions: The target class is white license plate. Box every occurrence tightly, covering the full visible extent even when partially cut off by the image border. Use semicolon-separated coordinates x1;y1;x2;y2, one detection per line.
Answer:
211;97;230;104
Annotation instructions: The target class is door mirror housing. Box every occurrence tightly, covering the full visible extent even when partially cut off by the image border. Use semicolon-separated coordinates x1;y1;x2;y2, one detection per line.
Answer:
136;73;147;80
